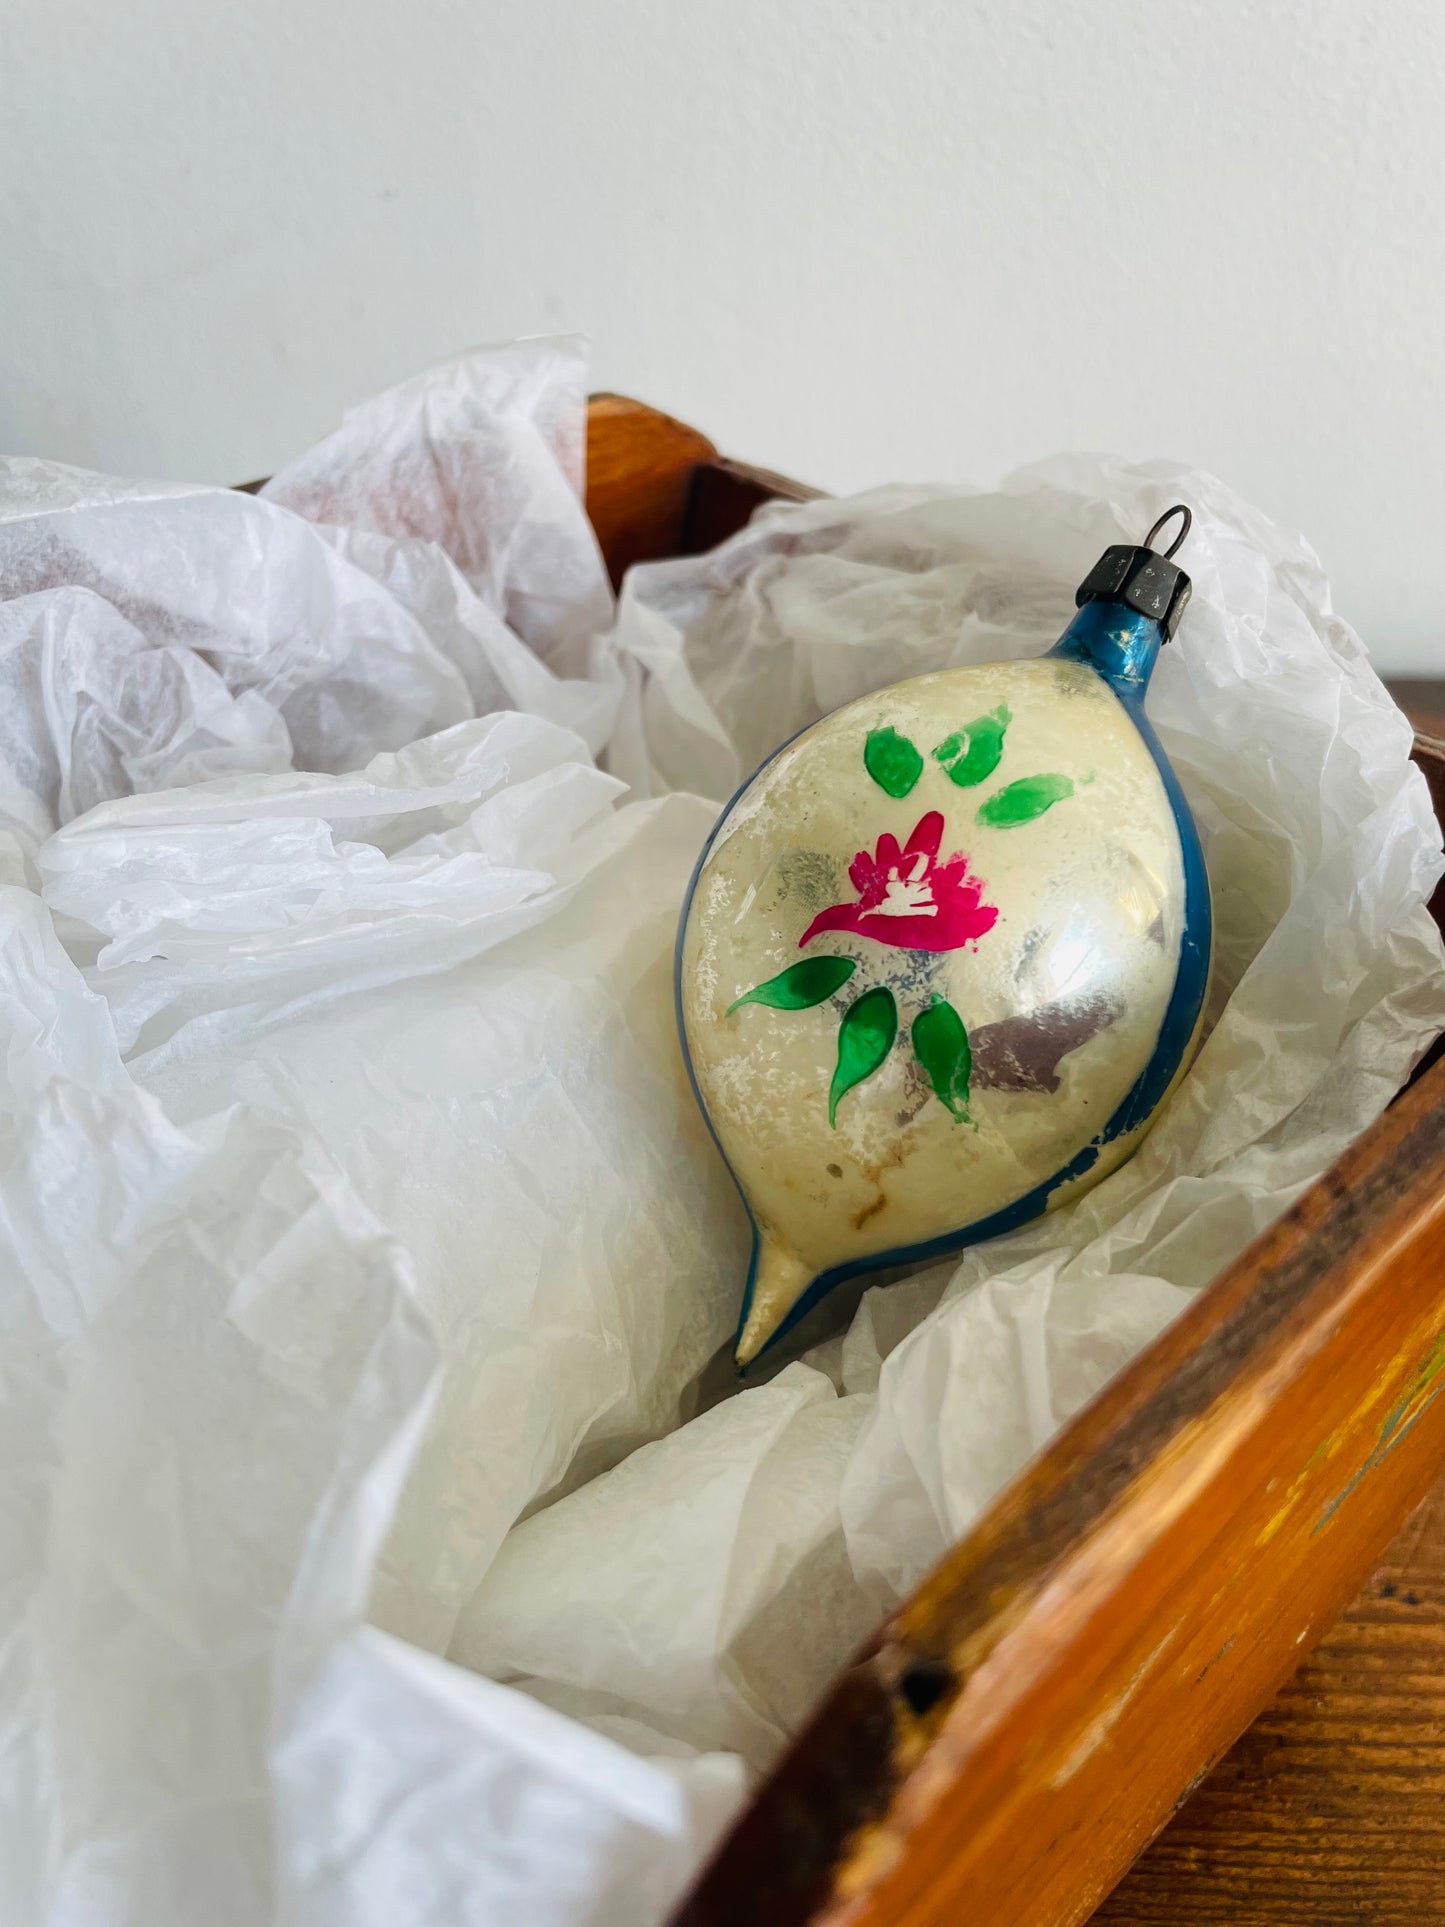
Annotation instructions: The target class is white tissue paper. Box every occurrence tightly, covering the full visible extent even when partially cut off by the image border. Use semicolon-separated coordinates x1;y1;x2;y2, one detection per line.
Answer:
1;338;1442;1927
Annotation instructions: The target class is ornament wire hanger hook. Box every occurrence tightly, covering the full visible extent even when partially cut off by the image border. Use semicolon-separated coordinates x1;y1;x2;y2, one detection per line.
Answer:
1145;504;1192;559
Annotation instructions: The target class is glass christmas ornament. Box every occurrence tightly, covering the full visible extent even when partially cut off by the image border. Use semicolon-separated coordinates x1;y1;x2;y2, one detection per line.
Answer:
677;507;1212;1368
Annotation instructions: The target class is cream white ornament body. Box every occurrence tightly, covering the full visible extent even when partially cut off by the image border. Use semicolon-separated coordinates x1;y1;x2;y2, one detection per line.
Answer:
677;534;1212;1366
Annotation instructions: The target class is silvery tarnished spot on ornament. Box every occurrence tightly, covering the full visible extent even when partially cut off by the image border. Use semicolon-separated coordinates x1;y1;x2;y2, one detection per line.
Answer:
677;507;1212;1367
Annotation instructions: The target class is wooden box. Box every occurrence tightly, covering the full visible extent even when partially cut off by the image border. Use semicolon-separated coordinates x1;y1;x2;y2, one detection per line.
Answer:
581;396;1445;1927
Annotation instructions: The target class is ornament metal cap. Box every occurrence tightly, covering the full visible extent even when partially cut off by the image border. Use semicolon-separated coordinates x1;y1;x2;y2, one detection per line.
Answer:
1075;503;1193;641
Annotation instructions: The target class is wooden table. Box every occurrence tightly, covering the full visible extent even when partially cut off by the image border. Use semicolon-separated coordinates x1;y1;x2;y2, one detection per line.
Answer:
1388;682;1445;742
1094;681;1445;1927
1094;1475;1445;1925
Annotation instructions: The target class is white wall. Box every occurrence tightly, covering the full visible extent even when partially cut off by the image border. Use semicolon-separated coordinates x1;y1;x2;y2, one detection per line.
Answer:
4;0;1443;673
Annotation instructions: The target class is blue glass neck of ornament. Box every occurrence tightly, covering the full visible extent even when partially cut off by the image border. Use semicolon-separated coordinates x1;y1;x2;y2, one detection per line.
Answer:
1048;599;1162;701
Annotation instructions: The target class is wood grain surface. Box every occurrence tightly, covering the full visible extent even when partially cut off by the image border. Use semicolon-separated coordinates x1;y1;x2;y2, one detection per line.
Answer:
682;453;823;554
584;392;718;588
1387;681;1445;742
1095;1472;1445;1925
584;395;819;583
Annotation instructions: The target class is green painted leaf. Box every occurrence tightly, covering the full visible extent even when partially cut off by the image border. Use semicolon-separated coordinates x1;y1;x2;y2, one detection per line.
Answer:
911;995;972;1119
977;771;1075;828
864;726;923;798
933;704;1010;788
829;985;898;1126
729;955;856;1015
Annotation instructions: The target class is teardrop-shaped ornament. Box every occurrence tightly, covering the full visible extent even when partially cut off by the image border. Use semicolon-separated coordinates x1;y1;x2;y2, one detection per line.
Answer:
677;507;1212;1366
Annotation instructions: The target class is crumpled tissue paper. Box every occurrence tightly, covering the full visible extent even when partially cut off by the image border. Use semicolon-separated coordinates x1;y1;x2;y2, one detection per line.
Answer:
1;339;1441;1927
0;336;619;887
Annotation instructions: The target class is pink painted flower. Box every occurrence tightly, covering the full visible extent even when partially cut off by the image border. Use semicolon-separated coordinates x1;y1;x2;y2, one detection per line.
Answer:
799;811;999;953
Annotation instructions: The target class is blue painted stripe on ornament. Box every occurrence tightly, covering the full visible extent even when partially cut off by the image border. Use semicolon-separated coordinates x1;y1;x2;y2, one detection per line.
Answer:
1049;601;1213;1147
1099;688;1212;1141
